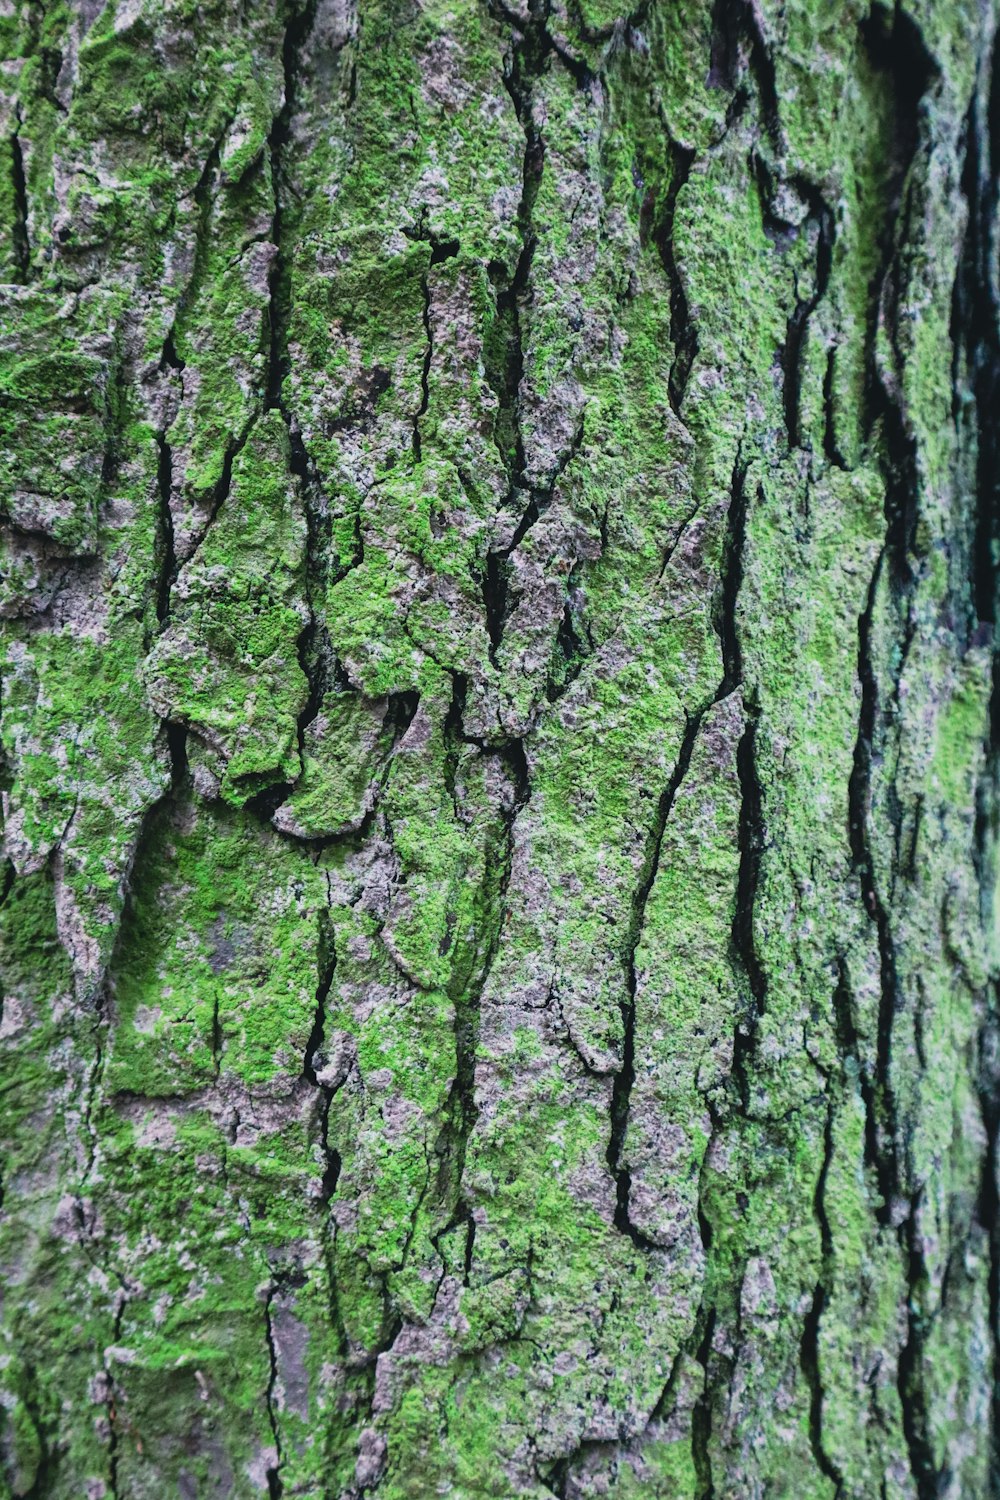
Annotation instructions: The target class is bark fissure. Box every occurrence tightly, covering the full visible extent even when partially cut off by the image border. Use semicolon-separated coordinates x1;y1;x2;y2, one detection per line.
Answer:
963;44;1000;1478
692;1308;717;1500
608;707;705;1247
262;0;330;814
717;459;768;1109
709;0;781;146
653;138;697;418
266;0;319;418
154;431;175;625
850;576;896;1140
263;1286;284;1499
435;684;530;1247
729;714;766;1109
303;912;341;1205
481;0;550;654
780;188;835;451
10;114;29;281
799;1092;844;1493
852;99;946;1467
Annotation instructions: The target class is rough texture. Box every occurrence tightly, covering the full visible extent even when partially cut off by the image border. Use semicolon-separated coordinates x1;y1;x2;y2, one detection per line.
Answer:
0;0;998;1495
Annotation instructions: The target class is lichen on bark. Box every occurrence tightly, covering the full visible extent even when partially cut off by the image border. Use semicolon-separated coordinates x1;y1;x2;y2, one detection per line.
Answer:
0;0;998;1495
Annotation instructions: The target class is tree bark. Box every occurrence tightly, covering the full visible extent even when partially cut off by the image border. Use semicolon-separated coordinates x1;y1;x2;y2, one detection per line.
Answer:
0;0;998;1495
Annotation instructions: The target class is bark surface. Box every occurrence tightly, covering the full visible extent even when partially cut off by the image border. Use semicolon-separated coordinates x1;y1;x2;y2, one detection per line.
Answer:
0;0;998;1496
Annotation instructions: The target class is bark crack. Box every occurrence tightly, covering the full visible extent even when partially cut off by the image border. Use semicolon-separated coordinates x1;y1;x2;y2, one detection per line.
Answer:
302;911;342;1207
432;680;530;1260
717;458;767;1109
799;1089;844;1492
10;110;29;281
607;706;706;1247
263;1284;284;1499
481;0;550;658
654;138;697;418
709;0;781;149
778;183;835;451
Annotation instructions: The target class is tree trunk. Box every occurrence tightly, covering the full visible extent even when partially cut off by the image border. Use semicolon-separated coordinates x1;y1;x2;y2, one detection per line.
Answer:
1;0;998;1495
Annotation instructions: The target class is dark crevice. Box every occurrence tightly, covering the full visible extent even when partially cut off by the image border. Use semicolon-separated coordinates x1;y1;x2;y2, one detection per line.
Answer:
288;433;333;776
480;0;551;656
545;562;592;703
859;4;938;590
505;490;543;556
162;121;235;369
958;48;1000;1487
658;503;700;581
302;912;341;1206
716;456;768;1109
749;153;837;450
485;244;531;490
242;775;299;822
719;457;749;695
489;0;592;88
98;334;129;500
263;0;330;819
165;723;188;791
154;432;175;624
414;271;432;461
708;0;780;147
210;991;222;1078
483;546;509;664
846;29;940;1485
868;380;923;591
691;1308;717;1500
639;138;698;417
10;118;29;280
387;687;421;738
266;0;319;416
324;365;391;438
404;235;460;458
799;1093;844;1492
263;1287;284;1499
180;418;258;573
848;547;940;1496
443;671;468;812
159;328;185;373
607;707;705;1247
729;714;766;1110
539;1348;690;1499
540;1455;568;1498
780;188;835;450
858;6;937;204
430;236;460;264
484;412;585;664
293;617;330;764
462;1208;476;1285
433;695;530;1245
847;548;901;1221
